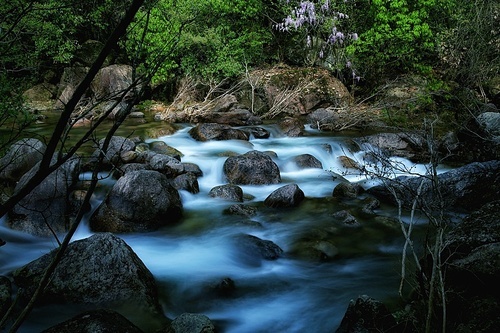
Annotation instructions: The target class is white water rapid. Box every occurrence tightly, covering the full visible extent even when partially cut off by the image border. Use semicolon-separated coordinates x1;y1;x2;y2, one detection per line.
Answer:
0;124;449;332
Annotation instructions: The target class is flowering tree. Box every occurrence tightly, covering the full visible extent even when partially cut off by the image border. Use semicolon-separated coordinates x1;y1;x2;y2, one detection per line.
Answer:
275;0;359;81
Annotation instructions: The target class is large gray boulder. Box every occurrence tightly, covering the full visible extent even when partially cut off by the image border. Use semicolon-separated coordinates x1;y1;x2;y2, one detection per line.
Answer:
264;184;305;208
90;170;182;232
9;156;80;237
189;123;249;141
223;150;281;185
13;233;166;331
91;64;137;101
0;138;46;183
367;160;500;212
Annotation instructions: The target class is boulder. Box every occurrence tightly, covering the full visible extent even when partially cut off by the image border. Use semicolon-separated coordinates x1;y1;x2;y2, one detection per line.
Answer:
476;112;500;140
56;66;89;108
264;184;305;208
172;172;199;194
249;67;351;117
443;200;500;294
9;157;80;237
182;163;203;177
195;108;263;126
89;136;136;168
114;163;151;178
307;108;340;130
434;201;500;331
0;138;47;183
149;141;183;160
166;313;216;333
23;83;57;111
91;64;137;101
242;126;271;139
338;156;362;170
231;234;283;265
354;132;429;161
148;154;184;178
223;150;281;185
278;117;304;137
336;295;399;333
367;160;500;212
13;233;166;331
189;123;249;141
452;117;500;163
209;184;243;202
293;154;323;169
445;200;500;255
42;309;144;333
223;204;257;217
332;182;364;199
210;277;236;298
332;210;360;227
90;170;182;232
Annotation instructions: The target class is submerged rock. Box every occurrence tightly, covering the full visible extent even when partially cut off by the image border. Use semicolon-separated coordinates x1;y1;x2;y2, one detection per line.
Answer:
231;234;283;265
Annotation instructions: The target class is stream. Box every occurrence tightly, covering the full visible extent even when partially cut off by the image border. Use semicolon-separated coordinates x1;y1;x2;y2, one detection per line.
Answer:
0;122;447;332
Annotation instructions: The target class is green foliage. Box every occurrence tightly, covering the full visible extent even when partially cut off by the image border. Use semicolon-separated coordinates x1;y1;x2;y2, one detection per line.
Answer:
0;0;129;74
437;0;500;88
0;73;32;155
349;0;441;79
123;0;271;86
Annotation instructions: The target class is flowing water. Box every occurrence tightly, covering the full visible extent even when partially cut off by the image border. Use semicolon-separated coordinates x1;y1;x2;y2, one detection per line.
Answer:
0;122;447;332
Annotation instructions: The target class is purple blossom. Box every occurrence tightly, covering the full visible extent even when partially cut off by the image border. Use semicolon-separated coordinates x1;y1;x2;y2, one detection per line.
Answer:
275;0;358;72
